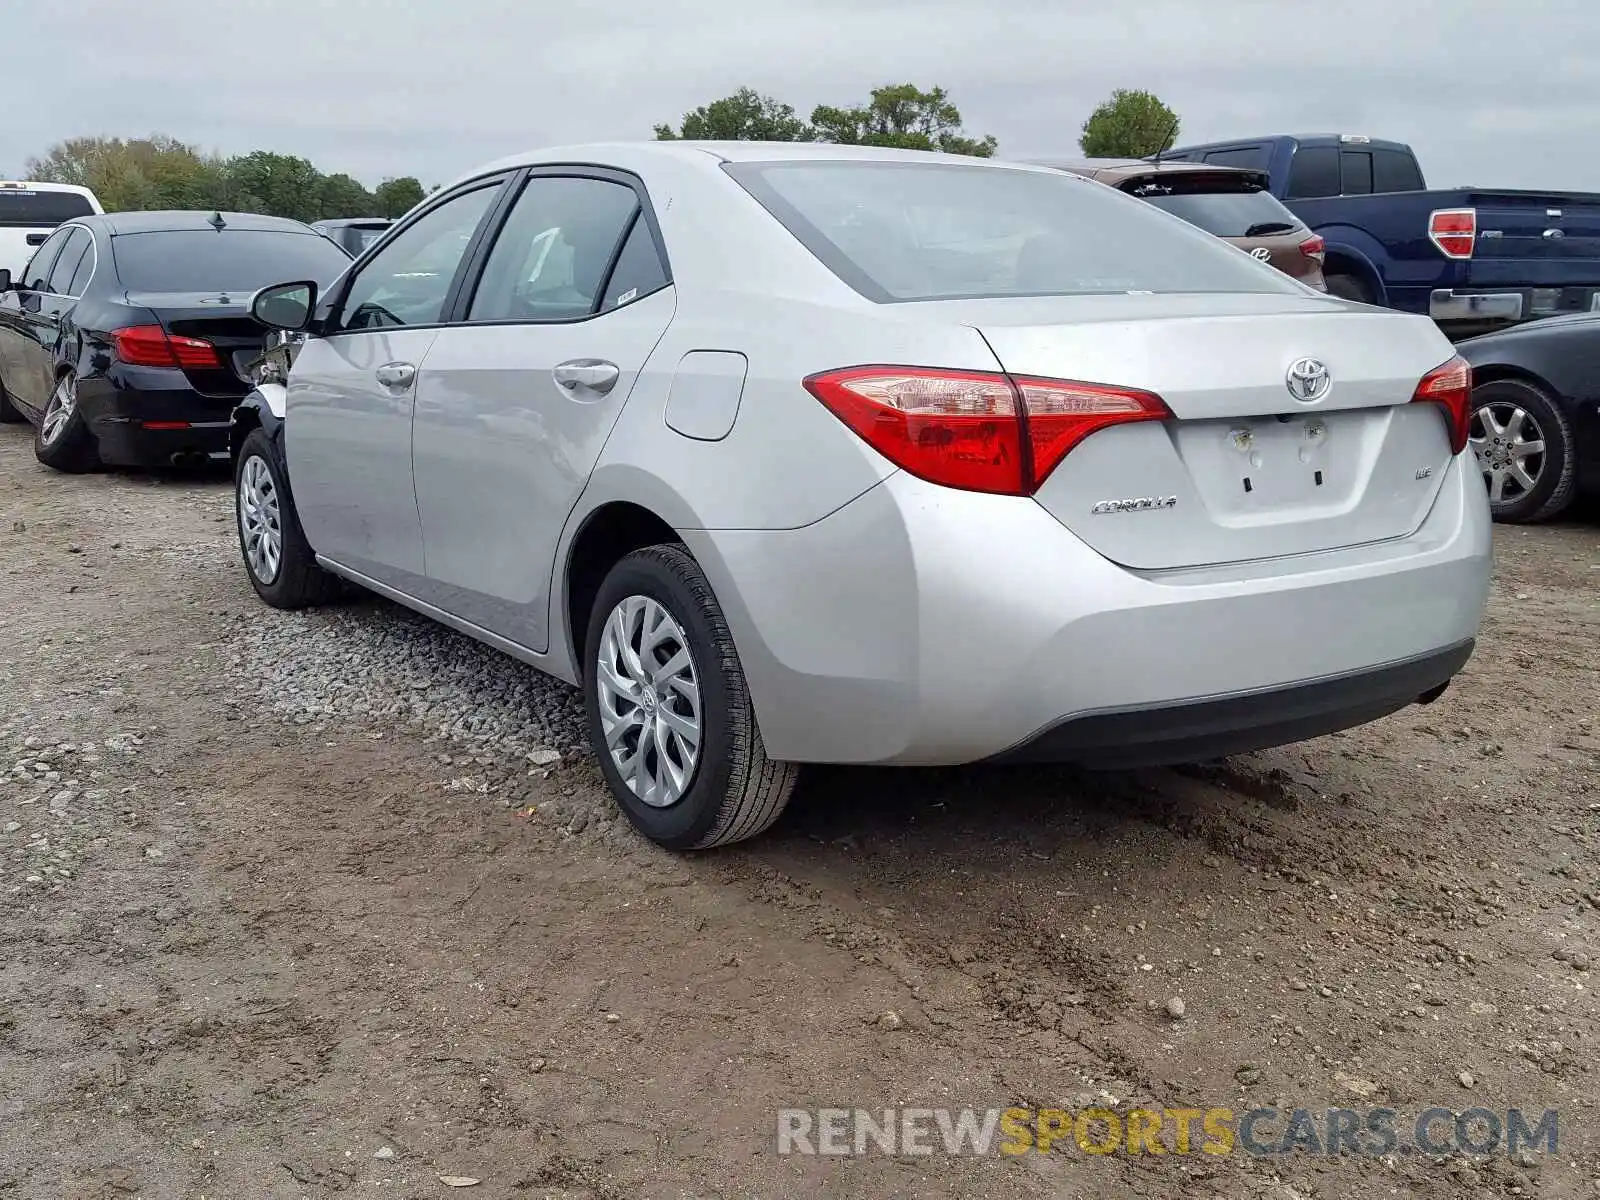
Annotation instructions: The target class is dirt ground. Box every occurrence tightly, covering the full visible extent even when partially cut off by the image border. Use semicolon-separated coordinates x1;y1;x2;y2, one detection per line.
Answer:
1;421;1597;1200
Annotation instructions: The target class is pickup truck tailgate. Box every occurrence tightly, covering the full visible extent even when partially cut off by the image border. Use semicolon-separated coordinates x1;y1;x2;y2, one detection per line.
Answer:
1468;191;1600;289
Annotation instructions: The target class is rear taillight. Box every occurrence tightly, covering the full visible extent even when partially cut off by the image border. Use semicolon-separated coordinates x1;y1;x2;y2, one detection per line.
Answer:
111;325;221;370
1428;208;1476;260
802;366;1171;495
1411;355;1472;454
1298;234;1326;264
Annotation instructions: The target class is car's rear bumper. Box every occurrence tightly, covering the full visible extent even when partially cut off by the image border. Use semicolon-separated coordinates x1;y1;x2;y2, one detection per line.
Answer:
682;453;1492;766
78;374;234;467
989;639;1472;768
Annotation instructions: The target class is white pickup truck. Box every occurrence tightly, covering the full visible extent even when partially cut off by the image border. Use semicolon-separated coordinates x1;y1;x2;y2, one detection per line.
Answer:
0;181;103;280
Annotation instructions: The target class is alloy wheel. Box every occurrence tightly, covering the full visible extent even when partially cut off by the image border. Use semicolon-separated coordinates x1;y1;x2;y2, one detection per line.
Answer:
237;455;283;584
595;594;702;808
1469;400;1546;504
39;375;77;446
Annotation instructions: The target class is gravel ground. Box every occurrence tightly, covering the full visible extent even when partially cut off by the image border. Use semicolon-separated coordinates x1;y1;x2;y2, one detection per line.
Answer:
1;422;1598;1199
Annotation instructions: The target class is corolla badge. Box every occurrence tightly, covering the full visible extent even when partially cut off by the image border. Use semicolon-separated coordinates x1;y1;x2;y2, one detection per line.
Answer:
1285;357;1331;403
1090;496;1178;515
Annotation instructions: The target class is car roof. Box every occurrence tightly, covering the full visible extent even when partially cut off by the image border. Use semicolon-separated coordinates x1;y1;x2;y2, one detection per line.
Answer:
459;139;1064;185
1022;158;1262;181
87;210;320;236
313;217;392;229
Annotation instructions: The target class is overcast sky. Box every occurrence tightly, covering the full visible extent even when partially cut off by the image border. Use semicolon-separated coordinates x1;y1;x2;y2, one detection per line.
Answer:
7;0;1597;193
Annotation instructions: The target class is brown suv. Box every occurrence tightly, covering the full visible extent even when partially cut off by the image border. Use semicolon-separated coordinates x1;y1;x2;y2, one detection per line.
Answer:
1027;160;1327;290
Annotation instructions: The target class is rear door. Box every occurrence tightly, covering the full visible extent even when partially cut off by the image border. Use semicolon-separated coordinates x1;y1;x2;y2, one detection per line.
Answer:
408;169;677;651
17;226;93;400
948;293;1458;570
287;181;507;590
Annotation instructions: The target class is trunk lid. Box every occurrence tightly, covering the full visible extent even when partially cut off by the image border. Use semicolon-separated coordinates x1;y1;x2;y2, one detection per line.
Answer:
124;290;267;396
929;293;1458;570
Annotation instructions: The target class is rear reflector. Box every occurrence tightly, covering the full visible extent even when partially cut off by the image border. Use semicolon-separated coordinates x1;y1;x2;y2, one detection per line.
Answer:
140;420;192;430
1411;355;1472;454
1428;208;1476;260
1298;234;1326;264
803;366;1171;495
111;325;221;369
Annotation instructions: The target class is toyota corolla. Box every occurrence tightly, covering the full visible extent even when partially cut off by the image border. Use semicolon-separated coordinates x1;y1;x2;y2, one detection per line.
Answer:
231;142;1492;849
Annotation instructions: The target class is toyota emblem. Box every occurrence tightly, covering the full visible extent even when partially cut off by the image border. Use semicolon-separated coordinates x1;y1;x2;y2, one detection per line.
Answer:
1250;246;1272;261
1285;357;1331;403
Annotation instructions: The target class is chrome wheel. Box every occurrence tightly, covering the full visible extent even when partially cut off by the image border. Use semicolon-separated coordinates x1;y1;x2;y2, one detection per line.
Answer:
1470;399;1546;504
595;595;702;808
237;455;283;584
39;375;77;445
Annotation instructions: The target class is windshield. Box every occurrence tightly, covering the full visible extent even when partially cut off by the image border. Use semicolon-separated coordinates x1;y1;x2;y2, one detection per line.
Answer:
0;189;94;228
726;160;1300;303
1128;180;1304;239
111;229;351;292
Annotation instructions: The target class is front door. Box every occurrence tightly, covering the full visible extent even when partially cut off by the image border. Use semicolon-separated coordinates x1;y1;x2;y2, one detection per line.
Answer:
409;173;677;651
285;181;505;590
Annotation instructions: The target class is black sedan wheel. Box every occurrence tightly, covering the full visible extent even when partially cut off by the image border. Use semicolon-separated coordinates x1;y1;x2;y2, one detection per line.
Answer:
1468;379;1577;524
33;372;100;473
0;373;23;424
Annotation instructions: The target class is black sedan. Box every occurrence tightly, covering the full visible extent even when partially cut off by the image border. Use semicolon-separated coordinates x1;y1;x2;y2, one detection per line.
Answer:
1458;312;1600;523
0;210;351;472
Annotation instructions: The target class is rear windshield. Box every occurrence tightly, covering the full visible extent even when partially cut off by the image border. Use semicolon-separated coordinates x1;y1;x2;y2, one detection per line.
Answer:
111;229;352;292
1126;178;1304;238
726;160;1300;303
0;189;94;228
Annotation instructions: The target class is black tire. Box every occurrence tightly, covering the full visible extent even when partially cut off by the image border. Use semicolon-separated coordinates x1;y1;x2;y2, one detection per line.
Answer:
1469;377;1578;524
32;372;99;473
583;544;799;850
234;427;342;608
1324;273;1374;304
0;373;23;423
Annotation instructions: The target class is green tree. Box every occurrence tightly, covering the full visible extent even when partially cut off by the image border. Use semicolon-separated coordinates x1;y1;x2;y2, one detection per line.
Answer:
1078;89;1180;158
373;176;426;218
318;172;377;219
219;151;325;221
810;84;996;157
654;87;812;142
26;135;228;212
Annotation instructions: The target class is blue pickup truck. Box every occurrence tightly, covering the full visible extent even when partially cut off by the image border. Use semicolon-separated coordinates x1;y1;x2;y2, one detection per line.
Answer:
1163;134;1600;336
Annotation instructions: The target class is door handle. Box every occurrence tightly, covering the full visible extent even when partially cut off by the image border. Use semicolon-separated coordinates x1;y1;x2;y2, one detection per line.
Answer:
553;358;620;396
375;361;415;389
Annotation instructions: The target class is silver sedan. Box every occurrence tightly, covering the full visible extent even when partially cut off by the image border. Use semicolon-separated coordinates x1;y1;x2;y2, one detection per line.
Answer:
232;142;1492;849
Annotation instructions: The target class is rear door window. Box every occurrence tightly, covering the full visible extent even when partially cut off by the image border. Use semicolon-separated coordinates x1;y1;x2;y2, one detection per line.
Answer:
1371;149;1424;193
1341;151;1374;195
1285;147;1340;199
467;175;641;322
600;214;670;310
66;232;98;295
0;189;93;228
46;228;92;295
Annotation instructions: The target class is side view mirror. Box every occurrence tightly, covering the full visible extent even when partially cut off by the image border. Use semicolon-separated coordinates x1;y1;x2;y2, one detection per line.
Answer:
250;280;318;331
0;269;11;293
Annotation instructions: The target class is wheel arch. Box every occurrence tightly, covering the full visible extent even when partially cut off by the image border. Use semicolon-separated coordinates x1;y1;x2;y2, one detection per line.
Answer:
562;498;687;682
